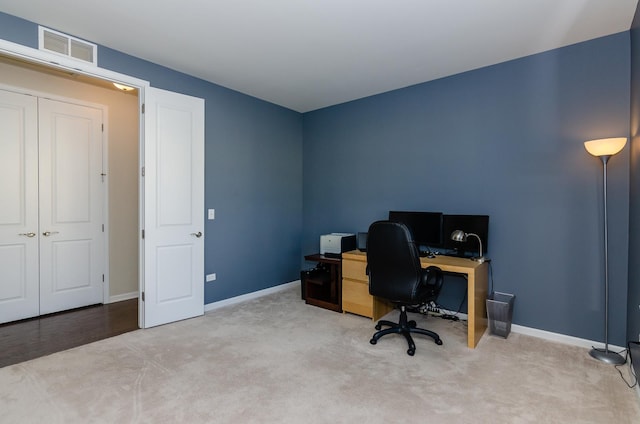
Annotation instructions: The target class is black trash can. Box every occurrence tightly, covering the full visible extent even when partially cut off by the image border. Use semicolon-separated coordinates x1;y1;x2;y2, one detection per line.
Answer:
486;292;515;338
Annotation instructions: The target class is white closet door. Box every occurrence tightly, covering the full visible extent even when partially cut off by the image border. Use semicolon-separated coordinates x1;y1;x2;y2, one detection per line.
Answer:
0;89;39;324
142;87;204;328
38;98;105;315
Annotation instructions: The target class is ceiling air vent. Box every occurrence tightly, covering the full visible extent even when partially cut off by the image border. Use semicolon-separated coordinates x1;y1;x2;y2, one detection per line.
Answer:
39;26;97;65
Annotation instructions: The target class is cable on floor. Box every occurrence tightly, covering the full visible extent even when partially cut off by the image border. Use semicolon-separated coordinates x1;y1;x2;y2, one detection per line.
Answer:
616;341;639;388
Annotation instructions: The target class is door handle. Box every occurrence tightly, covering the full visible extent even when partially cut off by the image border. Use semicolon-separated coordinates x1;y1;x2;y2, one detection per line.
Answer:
42;231;60;237
191;231;203;238
18;232;37;238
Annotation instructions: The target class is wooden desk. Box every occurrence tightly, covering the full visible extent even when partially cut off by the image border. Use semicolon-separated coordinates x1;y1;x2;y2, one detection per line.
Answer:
341;250;489;349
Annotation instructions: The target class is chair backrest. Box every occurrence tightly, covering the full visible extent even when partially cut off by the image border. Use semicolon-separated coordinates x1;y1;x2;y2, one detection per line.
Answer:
367;220;441;304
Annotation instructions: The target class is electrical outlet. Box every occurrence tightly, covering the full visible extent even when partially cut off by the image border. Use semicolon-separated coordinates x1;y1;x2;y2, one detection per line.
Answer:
206;273;216;282
208;209;215;220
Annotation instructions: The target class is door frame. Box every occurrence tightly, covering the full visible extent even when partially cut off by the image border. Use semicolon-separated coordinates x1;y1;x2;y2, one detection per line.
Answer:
0;38;149;324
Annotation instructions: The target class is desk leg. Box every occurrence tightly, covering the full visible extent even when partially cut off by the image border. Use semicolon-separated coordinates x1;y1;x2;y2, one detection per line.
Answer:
467;263;488;348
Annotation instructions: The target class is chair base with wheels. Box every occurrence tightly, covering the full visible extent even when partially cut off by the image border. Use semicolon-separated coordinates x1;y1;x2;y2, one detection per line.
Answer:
369;305;442;356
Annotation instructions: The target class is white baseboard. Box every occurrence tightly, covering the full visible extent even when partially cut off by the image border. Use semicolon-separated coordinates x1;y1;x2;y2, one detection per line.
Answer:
204;280;299;313
203;280;626;353
510;324;626;352
431;313;625;351
436;308;626;352
108;291;138;304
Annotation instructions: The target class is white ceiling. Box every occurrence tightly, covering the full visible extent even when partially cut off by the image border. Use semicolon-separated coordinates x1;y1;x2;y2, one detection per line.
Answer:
0;0;637;112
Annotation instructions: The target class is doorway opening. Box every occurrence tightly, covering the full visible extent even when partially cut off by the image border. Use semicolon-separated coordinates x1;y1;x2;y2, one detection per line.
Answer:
0;53;140;338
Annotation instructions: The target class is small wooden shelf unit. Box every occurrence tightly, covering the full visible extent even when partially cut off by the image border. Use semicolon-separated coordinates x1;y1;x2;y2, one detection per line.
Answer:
303;254;342;312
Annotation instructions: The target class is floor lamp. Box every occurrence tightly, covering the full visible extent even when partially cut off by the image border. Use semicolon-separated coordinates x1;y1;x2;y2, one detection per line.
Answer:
584;137;627;365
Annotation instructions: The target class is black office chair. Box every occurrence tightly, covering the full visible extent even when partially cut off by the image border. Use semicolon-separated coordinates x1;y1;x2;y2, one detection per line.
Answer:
367;220;444;356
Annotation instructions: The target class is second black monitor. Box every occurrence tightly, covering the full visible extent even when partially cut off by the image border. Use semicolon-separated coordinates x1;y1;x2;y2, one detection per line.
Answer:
442;214;489;256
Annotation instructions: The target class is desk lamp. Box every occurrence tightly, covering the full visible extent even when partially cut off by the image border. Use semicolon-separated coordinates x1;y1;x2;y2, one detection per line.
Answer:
450;230;485;263
584;137;627;365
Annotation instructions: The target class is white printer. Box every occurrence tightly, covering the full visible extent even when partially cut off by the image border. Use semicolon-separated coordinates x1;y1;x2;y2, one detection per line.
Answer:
320;233;356;257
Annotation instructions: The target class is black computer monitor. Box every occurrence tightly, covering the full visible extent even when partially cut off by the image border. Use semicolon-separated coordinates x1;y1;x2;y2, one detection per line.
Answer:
442;214;489;256
388;211;443;248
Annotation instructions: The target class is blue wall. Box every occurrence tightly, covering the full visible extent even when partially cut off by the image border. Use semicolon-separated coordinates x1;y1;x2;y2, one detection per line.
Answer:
302;33;631;345
1;11;635;345
0;12;304;304
628;4;640;344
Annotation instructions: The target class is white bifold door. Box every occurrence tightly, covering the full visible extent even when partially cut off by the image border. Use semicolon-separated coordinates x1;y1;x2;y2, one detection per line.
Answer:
0;90;39;323
0;89;104;324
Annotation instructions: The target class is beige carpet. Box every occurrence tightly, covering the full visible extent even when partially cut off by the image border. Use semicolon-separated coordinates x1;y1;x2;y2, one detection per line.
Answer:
1;286;638;423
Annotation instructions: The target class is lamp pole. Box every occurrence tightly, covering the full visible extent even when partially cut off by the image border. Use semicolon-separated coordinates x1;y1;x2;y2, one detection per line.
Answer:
587;150;625;365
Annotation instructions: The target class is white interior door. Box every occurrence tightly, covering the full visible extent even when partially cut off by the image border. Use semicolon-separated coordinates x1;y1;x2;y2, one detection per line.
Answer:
38;98;104;315
0;89;39;323
142;87;204;328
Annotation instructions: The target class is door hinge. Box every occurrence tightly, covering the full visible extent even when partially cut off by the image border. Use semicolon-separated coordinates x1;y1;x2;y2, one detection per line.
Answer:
141;166;145;177
142;229;145;239
102;274;105;282
101;123;104;132
102;224;104;232
142;291;145;301
141;103;145;114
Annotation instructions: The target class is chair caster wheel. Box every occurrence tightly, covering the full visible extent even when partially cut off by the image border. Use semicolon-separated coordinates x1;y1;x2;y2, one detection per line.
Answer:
370;338;377;345
408;320;417;328
435;339;443;345
407;348;415;356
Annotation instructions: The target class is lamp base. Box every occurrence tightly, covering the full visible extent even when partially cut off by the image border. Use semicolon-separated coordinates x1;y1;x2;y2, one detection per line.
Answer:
589;347;625;365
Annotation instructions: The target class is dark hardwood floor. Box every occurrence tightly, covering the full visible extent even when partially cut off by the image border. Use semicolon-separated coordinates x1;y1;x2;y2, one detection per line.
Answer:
0;299;138;368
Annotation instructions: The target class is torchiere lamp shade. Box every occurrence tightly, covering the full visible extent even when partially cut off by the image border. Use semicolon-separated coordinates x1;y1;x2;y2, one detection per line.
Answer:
584;137;627;157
